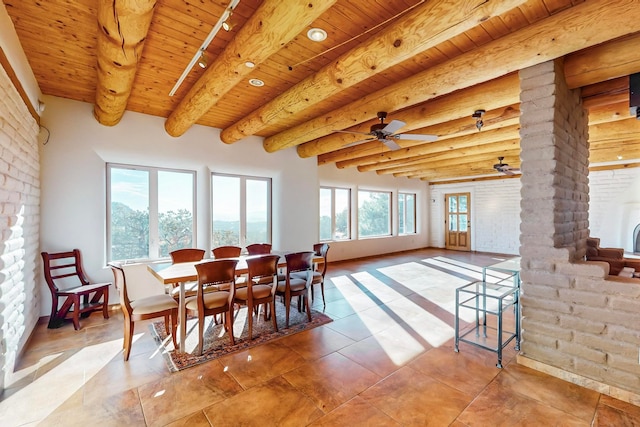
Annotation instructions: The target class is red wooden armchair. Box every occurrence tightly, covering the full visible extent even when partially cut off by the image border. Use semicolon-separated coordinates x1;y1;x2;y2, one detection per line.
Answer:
41;249;110;330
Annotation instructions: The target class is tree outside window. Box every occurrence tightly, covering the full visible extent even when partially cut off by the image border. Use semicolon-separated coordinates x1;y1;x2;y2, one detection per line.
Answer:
108;165;195;261
358;190;391;238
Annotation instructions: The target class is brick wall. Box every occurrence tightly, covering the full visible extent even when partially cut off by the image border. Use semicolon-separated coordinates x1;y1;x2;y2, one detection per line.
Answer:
0;64;41;391
519;59;640;398
428;179;521;255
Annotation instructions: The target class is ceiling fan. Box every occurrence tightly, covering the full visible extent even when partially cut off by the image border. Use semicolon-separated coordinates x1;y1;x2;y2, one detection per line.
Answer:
493;157;520;175
335;111;438;150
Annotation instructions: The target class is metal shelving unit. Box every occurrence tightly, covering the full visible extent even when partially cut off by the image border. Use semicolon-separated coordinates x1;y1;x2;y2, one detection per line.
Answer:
454;280;520;368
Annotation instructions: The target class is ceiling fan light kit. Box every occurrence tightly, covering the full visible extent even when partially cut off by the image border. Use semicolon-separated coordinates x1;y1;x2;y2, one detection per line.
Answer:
472;109;485;131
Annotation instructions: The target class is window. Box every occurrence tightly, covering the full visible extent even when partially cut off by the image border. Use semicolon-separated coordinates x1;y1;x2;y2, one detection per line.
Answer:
107;164;196;261
399;192;416;234
211;173;271;248
358;190;391;238
319;187;351;241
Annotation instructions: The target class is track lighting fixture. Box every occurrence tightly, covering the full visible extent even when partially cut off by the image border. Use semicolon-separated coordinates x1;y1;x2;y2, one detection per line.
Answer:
222;9;235;31
197;50;207;68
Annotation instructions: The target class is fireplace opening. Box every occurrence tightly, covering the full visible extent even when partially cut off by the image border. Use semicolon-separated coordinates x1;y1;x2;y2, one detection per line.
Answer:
634;223;640;254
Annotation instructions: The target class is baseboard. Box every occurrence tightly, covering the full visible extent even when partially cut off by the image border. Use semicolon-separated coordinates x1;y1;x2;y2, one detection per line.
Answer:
517;354;640;406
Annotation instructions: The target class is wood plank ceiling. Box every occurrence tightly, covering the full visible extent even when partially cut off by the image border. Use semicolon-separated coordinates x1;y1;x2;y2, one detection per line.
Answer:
5;0;640;183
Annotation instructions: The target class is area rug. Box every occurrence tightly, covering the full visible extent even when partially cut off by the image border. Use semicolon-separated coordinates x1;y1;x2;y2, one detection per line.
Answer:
149;301;333;372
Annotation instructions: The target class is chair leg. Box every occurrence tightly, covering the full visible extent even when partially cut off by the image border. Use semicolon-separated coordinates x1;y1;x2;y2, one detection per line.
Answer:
123;319;133;361
197;314;205;356
304;295;312;322
164;314;170;335
248;303;254;341
285;297;291;328
270;299;278;332
170;310;178;349
102;288;110;319
71;295;81;330
227;309;235;345
321;281;326;307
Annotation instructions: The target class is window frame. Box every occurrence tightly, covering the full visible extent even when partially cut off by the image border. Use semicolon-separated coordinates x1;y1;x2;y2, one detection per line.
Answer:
398;192;417;235
357;189;392;239
211;172;272;249
319;186;352;242
106;163;197;262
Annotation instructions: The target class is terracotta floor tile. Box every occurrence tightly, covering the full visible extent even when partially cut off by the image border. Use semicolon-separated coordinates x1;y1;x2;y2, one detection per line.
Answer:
493;363;600;422
164;410;213;426
325;312;392;342
408;345;500;395
594;395;640;426
361;366;475;426
278;324;355;360
217;340;306;389
38;388;146;427
283;352;380;412
202;376;324;426
338;323;431;378
456;381;590;426
137;360;242;426
309;396;402;426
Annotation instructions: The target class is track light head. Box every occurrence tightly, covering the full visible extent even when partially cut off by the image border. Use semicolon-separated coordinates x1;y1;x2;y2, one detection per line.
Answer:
197;51;207;68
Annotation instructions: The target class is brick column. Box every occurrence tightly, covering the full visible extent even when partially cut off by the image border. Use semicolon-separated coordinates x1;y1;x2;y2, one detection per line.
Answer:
518;59;640;400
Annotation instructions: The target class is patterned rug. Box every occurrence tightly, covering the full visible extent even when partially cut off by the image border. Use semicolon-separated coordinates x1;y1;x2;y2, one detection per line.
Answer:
149;301;333;372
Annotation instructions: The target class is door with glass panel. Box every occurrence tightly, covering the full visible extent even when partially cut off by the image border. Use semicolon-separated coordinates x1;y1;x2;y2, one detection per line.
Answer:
445;192;471;251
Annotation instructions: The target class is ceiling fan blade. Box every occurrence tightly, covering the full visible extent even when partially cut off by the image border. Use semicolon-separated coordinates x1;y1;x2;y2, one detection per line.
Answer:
380;139;402;151
333;129;373;136
343;137;376;147
394;133;438;142
381;120;405;135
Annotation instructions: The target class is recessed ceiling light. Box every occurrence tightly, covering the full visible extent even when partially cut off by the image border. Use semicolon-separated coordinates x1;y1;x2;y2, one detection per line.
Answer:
617;155;623;160
249;78;264;87
307;28;327;42
245;61;255;68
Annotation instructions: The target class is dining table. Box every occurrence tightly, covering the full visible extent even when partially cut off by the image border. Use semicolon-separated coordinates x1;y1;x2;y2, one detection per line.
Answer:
147;252;324;352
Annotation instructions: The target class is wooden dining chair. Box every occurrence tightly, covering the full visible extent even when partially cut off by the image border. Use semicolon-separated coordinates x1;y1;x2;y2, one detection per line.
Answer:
170;248;206;264
212;245;242;259
233;254;280;340
292;243;330;307
109;262;178;361
41;249;111;330
276;251;314;328
186;259;238;355
167;248;206;299
246;243;272;255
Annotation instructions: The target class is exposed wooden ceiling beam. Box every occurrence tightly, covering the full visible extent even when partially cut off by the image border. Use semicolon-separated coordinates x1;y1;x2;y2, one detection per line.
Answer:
299;73;520;158
377;141;521;175
164;0;336;137
316;103;520;165
219;0;529;144
94;0;157;126
263;0;640;153
339;125;521;170
564;32;640;89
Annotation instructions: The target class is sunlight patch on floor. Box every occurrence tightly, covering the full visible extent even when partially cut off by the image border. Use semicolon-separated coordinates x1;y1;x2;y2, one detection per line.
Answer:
0;337;125;426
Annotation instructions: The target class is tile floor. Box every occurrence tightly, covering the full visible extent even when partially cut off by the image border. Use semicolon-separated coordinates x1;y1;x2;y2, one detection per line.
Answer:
3;248;640;426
